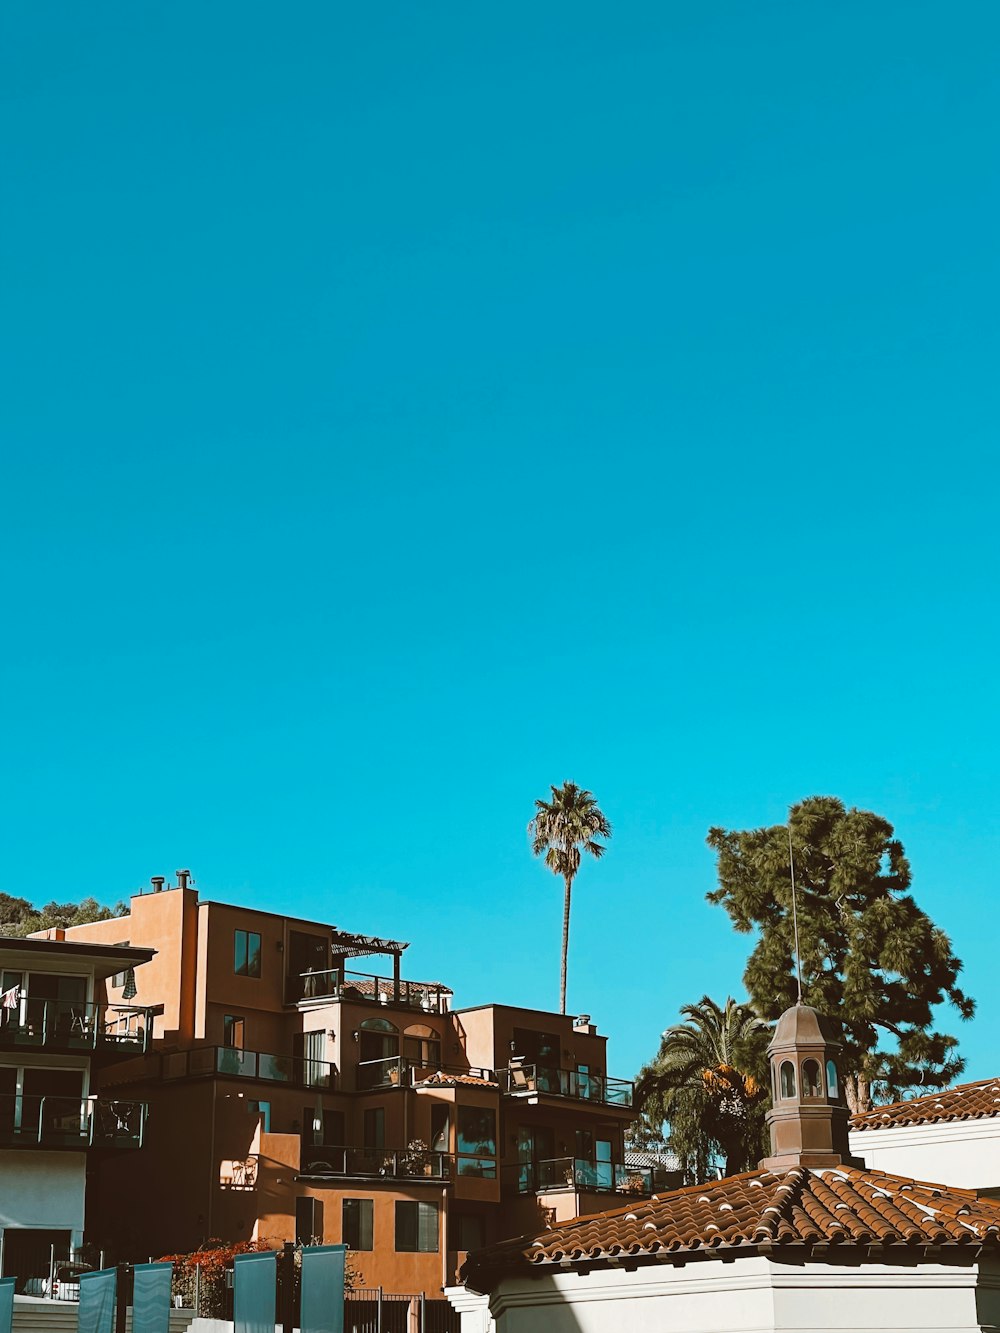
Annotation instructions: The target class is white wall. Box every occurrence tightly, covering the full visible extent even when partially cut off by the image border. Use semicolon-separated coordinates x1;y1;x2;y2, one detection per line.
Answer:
850;1117;1000;1192
0;1150;87;1247
475;1253;1000;1333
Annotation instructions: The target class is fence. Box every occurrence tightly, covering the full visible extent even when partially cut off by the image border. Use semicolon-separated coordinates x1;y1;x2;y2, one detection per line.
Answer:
345;1288;460;1333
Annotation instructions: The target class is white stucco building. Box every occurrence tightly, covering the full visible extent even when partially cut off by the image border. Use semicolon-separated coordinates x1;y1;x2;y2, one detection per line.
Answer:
850;1076;1000;1195
451;1006;1000;1333
0;934;153;1285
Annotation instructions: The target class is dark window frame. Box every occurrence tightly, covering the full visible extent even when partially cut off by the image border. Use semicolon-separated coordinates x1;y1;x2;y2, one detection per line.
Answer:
234;930;262;978
343;1198;374;1252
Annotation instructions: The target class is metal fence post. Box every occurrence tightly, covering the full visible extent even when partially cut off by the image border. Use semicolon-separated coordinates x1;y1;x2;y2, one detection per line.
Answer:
279;1242;296;1333
377;1285;383;1333
420;1292;425;1333
193;1262;200;1315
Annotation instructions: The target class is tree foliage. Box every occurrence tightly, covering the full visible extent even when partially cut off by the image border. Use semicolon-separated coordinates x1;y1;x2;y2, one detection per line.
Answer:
635;995;771;1180
528;781;611;1015
707;795;974;1112
0;894;128;937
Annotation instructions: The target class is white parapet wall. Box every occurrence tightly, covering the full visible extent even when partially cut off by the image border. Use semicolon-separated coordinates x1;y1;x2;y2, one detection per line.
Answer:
0;1150;86;1250
850;1116;1000;1193
474;1253;1000;1333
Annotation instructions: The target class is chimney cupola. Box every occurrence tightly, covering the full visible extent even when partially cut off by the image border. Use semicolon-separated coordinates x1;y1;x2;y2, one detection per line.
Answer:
759;1003;861;1172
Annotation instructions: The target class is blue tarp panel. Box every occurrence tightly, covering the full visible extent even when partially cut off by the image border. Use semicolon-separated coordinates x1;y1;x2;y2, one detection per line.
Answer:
77;1268;117;1333
133;1262;173;1333
233;1250;276;1333
0;1277;14;1333
300;1245;347;1333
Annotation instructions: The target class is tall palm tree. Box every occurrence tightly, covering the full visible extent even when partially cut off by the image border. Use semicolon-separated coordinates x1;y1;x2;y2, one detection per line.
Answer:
635;996;771;1179
528;782;612;1015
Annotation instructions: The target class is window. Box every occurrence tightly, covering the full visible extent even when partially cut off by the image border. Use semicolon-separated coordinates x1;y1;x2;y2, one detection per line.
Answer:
457;1106;497;1178
430;1104;450;1153
395;1201;438;1253
108;946;131;989
802;1059;822;1098
363;1108;385;1150
826;1060;840;1100
302;1031;327;1087
247;1100;271;1133
224;1015;245;1049
234;930;261;978
295;1196;322;1246
779;1060;796;1098
403;1025;442;1068
343;1199;374;1251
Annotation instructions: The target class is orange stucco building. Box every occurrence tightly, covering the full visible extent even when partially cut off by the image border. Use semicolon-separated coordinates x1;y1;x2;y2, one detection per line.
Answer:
47;873;643;1298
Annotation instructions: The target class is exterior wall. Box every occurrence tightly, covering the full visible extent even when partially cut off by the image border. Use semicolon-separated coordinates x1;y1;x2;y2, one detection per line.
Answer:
64;887;198;1042
454;1006;610;1078
850;1118;1000;1193
475;1254;1000;1333
0;1151;87;1248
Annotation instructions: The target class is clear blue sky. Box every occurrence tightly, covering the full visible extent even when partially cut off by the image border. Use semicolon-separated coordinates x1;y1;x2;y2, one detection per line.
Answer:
2;2;998;1088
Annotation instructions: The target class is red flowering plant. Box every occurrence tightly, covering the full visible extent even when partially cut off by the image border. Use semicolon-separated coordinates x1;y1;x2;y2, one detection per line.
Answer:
157;1239;278;1316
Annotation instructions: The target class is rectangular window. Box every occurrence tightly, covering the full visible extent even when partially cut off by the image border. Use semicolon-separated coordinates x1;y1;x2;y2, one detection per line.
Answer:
234;930;261;978
395;1201;438;1253
343;1199;374;1252
430;1104;450;1153
363;1108;385;1150
295;1196;322;1246
457;1105;497;1177
108;945;131;989
223;1015;245;1049
454;1214;485;1252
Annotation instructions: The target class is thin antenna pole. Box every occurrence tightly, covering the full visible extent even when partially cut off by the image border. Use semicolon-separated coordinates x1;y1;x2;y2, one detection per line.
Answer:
788;824;803;1003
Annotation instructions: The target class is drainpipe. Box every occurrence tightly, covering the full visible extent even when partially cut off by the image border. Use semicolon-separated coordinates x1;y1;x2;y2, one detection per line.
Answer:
207;1079;219;1241
441;1184;448;1293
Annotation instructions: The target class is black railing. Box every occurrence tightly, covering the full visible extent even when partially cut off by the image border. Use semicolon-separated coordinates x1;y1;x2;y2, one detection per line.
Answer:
161;1045;336;1089
297;969;450;1013
0;999;151;1055
0;1095;145;1149
504;1156;653;1196
498;1064;633;1107
299;1144;452;1181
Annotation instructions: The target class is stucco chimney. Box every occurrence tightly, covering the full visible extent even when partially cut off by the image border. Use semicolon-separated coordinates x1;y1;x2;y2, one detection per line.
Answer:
176;869;192;891
150;876;165;893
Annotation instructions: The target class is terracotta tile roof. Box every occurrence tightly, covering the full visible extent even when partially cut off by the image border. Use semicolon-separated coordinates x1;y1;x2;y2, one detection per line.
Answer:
850;1077;1000;1132
462;1165;1000;1286
341;977;451;997
414;1070;498;1088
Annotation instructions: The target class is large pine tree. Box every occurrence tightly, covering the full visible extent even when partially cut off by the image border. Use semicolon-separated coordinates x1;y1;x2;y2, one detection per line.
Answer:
707;796;974;1113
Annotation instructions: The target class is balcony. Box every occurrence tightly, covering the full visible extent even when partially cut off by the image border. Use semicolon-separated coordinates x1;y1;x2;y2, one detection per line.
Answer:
161;1045;335;1089
504;1156;653;1197
498;1064;634;1107
0;1000;151;1057
297;969;451;1014
299;1143;452;1182
357;1057;496;1090
0;1095;146;1150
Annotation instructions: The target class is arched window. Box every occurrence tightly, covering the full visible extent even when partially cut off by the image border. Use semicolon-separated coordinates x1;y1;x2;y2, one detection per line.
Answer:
826;1059;839;1101
779;1060;796;1098
403;1024;441;1069
801;1059;822;1098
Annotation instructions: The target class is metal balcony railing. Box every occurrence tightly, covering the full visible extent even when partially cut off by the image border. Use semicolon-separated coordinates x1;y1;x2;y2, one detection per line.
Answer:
498;1064;634;1107
0;1095;146;1149
299;1143;452;1181
296;969;450;1013
0;999;151;1055
160;1045;335;1089
504;1156;653;1196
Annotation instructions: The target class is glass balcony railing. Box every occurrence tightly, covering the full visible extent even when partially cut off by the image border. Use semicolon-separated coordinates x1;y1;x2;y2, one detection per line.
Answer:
0;1095;146;1149
498;1064;634;1107
0;999;151;1056
504;1156;653;1197
161;1046;335;1089
299;1144;452;1181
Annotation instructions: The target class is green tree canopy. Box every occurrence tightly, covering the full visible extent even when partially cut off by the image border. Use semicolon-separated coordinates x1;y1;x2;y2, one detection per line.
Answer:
528;781;611;1015
707;795;974;1113
635;995;771;1181
0;894;128;937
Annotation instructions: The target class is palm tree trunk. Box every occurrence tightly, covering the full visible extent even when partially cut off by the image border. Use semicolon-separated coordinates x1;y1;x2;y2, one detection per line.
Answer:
560;873;573;1015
